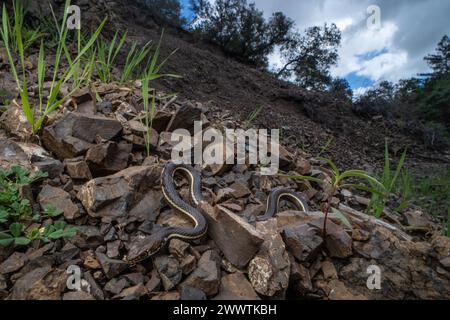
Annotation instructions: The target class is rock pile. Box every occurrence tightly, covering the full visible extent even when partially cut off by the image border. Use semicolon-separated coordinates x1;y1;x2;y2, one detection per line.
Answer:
0;82;449;300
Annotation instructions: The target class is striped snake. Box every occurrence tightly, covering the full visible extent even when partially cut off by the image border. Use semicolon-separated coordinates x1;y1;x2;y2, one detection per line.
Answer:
126;163;309;265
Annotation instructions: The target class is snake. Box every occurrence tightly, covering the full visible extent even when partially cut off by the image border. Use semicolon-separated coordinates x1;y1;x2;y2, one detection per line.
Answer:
126;163;309;265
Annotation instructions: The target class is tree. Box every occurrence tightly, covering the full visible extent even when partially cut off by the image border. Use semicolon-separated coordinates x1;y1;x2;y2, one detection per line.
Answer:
329;78;353;102
139;0;186;27
423;35;450;78
190;0;294;67
353;81;396;117
277;23;341;90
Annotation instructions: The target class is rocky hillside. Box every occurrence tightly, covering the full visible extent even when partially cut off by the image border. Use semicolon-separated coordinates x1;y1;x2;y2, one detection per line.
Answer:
0;0;449;301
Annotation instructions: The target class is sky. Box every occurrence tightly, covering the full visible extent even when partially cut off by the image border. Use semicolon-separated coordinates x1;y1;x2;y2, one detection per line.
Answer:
180;0;450;93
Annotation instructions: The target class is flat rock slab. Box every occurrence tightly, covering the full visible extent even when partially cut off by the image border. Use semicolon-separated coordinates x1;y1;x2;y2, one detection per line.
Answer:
42;112;123;159
200;203;264;268
214;273;260;300
38;185;80;220
77;165;162;220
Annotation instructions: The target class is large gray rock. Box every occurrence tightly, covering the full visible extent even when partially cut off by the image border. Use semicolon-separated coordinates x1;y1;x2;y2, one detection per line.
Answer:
214;273;260;300
86;141;131;175
42;112;123;159
248;219;290;297
38;185;80;220
181;250;221;297
282;223;324;262
77;165;162;220
200;204;264;268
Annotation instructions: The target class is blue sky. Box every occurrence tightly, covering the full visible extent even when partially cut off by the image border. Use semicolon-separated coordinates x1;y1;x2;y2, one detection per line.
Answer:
178;0;450;94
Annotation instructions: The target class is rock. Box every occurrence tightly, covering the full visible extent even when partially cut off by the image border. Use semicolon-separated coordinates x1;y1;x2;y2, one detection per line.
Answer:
276;211;320;230
0;252;28;274
324;280;367;300
153;255;182;291
214;188;233;203
403;210;431;228
38;185;80;220
321;261;338;280
180;255;197;275
70;225;103;249
440;257;450;268
181;250;221;297
129;189;163;222
113;284;148;300
107;240;122;259
282;223;323;262
42;112;123;159
84;271;105;300
180;286;207;300
72;87;93;104
322;224;353;259
82;250;101;270
8;267;67;300
33;158;64;179
200;203;264;268
77;165;162;220
145;269;161;292
63;291;96;300
157;209;192;229
295;157;311;175
168;239;190;260
167;102;202;133
105;278;130;295
148;109;173;133
0;103;33;140
123;273;145;286
340;189;353;198
229;181;251;198
0;139;31;171
289;259;313;295
86;142;132;175
96;252;128;279
65;157;92;180
151;291;180;300
352;228;371;242
248;219;290;297
214;273;260;300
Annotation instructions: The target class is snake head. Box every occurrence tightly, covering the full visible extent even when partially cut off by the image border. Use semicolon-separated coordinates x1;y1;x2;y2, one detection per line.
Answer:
126;231;167;265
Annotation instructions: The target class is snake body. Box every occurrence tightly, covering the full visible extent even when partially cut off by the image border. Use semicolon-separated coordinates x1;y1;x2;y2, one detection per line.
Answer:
126;163;309;265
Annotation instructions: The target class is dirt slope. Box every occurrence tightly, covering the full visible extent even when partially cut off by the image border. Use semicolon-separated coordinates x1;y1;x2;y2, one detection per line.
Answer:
30;0;450;172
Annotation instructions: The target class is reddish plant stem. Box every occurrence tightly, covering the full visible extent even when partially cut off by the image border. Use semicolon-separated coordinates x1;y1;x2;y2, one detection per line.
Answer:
322;186;336;238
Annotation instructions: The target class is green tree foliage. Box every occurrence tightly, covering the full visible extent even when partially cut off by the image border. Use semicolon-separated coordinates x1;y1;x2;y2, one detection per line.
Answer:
423;35;450;78
328;78;353;102
420;72;450;130
190;0;294;67
353;81;396;117
277;23;341;90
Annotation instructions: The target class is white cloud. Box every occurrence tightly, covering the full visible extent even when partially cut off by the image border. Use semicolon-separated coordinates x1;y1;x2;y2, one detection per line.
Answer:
251;0;450;88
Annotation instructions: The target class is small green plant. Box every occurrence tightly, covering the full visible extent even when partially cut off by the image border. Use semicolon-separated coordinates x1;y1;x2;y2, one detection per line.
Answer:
0;0;106;134
281;157;385;236
0;166;76;247
317;136;334;158
140;79;156;157
368;141;407;218
42;205;63;218
95;31;128;83
244;105;264;130
0;1;42;53
0;166;47;222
